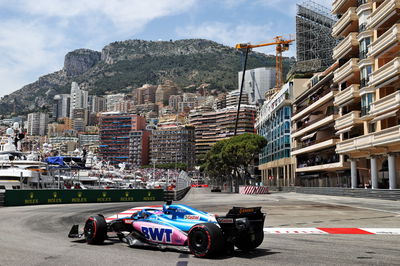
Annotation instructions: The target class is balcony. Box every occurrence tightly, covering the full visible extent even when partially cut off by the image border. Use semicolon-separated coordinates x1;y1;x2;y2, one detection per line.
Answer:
369;24;400;59
332;7;359;38
292;115;338;138
369;90;400;117
296;161;348;172
334;111;363;131
332;0;357;15
292;91;336;121
292;138;339;156
334;84;360;107
336;125;400;154
368;0;400;30
369;57;400;88
333;32;359;61
333;58;360;84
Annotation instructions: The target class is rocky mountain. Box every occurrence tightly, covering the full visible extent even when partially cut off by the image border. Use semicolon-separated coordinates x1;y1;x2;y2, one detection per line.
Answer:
0;39;295;116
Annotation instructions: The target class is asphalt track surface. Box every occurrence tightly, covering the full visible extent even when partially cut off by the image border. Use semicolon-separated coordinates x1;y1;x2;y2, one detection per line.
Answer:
0;188;399;266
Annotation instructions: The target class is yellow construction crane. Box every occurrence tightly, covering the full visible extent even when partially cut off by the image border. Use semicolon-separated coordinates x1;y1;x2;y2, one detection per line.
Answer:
235;36;295;89
233;36;294;136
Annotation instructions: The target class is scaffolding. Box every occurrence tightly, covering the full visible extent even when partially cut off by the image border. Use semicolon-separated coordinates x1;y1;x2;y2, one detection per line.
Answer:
295;0;338;73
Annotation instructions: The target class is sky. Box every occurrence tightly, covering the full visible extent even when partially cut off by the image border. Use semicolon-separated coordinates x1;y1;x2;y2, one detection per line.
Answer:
0;0;332;98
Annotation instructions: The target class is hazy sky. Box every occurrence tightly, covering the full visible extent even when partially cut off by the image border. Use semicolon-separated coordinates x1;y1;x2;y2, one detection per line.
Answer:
0;0;332;97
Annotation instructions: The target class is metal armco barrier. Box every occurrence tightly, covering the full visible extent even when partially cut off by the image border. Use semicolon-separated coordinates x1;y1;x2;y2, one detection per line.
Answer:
4;189;164;206
164;187;191;201
239;186;269;194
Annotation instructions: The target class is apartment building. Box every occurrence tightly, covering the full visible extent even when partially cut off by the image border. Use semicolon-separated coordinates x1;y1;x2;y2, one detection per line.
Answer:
99;112;149;166
149;125;196;169
332;0;400;189
256;79;308;187
69;82;88;119
189;105;256;157
238;67;276;104
291;65;351;187
27;112;49;136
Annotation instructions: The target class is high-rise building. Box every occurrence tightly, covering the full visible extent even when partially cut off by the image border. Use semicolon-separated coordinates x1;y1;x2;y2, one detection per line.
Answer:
156;80;179;107
332;0;400;189
88;95;107;113
169;95;183;112
238;67;276;105
291;65;351;187
150;125;196;169
189;105;256;156
99;112;149;166
136;84;158;105
69;82;88;118
53;94;71;120
27;112;49;136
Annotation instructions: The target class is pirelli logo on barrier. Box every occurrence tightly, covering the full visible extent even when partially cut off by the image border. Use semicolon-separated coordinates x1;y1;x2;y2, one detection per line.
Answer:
5;189;164;206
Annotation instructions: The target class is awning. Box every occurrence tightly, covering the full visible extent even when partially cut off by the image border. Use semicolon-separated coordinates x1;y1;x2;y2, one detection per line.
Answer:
301;132;317;141
336;126;353;135
371;110;398;123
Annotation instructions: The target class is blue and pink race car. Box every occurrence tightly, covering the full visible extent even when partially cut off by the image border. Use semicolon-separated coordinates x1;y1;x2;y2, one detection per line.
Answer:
68;201;265;257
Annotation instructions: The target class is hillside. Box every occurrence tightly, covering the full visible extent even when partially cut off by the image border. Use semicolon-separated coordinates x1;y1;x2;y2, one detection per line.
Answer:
0;39;295;116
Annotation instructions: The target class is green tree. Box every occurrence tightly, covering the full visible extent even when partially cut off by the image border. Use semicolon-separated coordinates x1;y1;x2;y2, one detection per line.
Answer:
202;133;267;192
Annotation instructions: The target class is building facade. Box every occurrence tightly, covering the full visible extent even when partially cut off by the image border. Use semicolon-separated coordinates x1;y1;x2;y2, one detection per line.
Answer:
256;82;299;187
189;105;256;157
150;125;196;169
332;0;400;189
238;67;276;105
99;112;149;166
53;94;71;120
27;112;49;136
291;65;351;187
69;82;88;119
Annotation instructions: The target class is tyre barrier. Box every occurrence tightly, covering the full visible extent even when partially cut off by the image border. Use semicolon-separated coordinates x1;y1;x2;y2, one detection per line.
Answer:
4;189;164;206
239;186;269;194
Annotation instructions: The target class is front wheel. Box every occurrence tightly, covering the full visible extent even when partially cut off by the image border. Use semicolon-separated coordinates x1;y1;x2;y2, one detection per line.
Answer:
188;223;225;258
84;215;107;244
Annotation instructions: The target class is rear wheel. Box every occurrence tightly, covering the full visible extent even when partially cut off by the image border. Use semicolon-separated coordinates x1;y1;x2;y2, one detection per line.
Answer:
234;229;264;251
84;215;107;244
188;223;224;258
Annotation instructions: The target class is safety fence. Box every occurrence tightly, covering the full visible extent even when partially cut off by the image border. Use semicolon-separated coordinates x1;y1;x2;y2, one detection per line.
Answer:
4;189;164;206
239;186;269;194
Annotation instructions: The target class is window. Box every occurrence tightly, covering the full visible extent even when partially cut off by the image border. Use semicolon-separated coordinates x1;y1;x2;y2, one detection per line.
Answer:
361;93;374;116
359;37;371;59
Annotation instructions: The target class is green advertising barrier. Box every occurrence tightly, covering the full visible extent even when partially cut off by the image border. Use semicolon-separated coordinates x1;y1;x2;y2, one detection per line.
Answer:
5;189;164;206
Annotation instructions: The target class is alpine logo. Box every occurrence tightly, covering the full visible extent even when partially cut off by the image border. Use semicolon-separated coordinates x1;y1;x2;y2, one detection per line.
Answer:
141;226;173;243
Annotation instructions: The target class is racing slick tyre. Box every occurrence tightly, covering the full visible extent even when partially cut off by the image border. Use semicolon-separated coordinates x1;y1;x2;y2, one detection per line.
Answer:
234;229;264;251
84;215;107;244
188;223;225;258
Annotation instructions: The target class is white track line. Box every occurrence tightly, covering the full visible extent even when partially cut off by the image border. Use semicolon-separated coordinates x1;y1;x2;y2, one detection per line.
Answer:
264;228;400;235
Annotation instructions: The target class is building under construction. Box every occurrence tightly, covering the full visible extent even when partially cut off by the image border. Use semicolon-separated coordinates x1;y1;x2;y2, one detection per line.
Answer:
293;0;338;74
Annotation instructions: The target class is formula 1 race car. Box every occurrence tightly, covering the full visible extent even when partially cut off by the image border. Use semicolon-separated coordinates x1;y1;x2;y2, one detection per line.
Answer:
68;201;265;257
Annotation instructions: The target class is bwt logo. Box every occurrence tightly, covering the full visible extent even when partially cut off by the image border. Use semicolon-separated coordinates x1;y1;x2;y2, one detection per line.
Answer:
141;227;173;243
